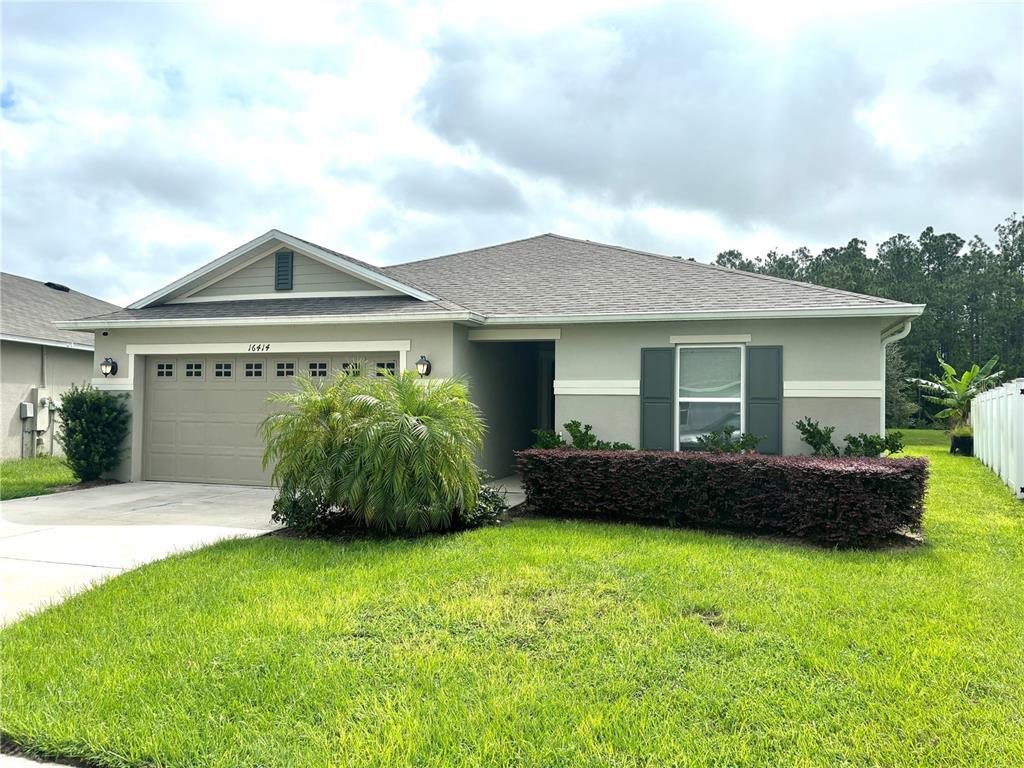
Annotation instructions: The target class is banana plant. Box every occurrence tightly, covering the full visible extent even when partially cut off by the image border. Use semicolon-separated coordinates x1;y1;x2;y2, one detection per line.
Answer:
909;353;1003;430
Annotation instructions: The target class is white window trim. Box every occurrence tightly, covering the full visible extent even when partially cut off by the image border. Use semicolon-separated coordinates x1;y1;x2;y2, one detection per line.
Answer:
243;361;265;379
674;344;746;450
213;359;235;380
155;360;176;380
274;359;298;378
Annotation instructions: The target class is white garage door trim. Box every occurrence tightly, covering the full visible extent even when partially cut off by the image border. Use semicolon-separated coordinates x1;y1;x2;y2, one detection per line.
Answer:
127;340;411;370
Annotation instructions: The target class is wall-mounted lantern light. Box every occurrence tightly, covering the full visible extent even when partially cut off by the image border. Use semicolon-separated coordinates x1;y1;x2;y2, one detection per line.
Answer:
415;355;432;377
100;357;118;377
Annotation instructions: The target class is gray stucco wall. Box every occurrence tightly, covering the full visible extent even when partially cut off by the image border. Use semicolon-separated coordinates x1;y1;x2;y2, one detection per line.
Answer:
555;394;640;447
552;317;890;455
85;312;899;482
1;340;93;460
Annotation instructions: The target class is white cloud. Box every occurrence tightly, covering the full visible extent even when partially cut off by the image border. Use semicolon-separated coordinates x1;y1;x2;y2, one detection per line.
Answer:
0;0;1019;306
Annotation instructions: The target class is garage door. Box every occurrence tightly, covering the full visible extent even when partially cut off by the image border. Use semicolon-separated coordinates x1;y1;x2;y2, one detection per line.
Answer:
144;354;398;485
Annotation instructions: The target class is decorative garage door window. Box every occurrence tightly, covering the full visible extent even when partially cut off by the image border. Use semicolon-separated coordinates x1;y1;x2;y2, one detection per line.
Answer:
244;362;264;378
677;346;744;449
341;361;361;375
184;361;203;378
376;361;396;377
156;361;175;378
276;361;296;377
214;361;233;379
308;361;329;377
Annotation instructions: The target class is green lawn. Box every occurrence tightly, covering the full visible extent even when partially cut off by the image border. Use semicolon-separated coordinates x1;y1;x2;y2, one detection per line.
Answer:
2;430;1021;767
0;455;77;500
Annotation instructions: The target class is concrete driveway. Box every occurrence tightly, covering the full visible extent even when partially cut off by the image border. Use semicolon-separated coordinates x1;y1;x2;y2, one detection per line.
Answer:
0;482;277;625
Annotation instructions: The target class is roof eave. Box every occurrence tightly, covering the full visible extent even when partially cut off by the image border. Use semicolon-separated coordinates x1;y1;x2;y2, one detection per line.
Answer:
1;333;95;351
127;230;439;309
476;304;927;324
54;310;484;330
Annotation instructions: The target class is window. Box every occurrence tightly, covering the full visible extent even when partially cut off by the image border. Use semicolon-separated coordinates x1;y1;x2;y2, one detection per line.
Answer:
676;346;744;449
156;362;174;378
341;361;361;376
308;361;328;377
275;251;293;291
184;361;203;378
214;361;233;379
276;361;296;377
375;361;397;377
244;362;264;378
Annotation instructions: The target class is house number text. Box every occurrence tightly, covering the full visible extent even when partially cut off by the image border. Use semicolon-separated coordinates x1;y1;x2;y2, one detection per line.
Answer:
246;343;271;352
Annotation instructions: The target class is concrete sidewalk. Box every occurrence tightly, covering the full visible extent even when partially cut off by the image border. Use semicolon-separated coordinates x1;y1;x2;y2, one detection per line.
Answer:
0;482;277;625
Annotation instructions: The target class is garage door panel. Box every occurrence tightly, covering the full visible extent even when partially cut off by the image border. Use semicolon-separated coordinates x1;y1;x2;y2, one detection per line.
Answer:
177;420;209;448
144;351;392;486
149;420;177;449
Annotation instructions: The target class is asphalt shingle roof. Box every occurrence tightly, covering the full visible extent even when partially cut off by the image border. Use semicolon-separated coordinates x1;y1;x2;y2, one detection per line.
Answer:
384;234;910;317
60;233;918;326
1;273;120;346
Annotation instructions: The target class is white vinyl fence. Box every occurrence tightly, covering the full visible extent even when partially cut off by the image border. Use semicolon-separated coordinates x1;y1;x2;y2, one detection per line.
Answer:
972;378;1024;500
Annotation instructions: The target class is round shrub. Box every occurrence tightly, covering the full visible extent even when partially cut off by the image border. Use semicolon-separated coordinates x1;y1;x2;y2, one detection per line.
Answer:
56;384;131;481
262;371;485;534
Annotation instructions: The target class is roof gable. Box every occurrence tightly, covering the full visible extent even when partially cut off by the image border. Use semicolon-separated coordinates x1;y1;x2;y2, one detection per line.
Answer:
129;230;438;309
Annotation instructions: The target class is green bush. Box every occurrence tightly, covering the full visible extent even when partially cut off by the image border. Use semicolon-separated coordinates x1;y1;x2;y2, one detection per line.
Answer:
270;488;337;535
693;428;762;454
531;428;567;449
455;475;509;529
795;417;904;458
843;432;905;457
55;385;130;481
262;371;485;534
532;420;634;450
793;418;840;457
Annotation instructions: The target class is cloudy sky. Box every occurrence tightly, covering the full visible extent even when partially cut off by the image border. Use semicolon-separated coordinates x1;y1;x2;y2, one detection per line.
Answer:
2;1;1021;305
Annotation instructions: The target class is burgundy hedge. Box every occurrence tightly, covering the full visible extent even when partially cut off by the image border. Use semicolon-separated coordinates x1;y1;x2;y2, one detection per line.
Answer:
515;450;928;546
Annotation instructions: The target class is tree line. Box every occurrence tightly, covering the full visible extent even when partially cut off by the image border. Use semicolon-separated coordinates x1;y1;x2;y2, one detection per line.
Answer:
714;213;1024;426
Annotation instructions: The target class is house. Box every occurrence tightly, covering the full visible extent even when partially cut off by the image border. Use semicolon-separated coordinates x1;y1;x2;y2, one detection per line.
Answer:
54;231;924;485
1;273;120;460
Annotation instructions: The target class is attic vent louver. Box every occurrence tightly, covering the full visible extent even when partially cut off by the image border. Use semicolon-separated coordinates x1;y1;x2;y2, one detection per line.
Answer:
44;282;70;292
275;251;294;291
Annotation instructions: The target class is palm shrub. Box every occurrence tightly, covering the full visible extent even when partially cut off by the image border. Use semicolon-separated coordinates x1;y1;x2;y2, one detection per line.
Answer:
909;353;1003;430
56;384;130;481
341;373;484;532
262;371;485;534
261;374;361;531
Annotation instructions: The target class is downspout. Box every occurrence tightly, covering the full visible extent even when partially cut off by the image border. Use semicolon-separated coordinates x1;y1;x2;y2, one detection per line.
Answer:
880;319;913;434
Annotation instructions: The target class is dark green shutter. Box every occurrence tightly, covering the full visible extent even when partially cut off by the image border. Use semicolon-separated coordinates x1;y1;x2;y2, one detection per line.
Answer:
746;346;783;455
275;251;294;291
640;347;674;450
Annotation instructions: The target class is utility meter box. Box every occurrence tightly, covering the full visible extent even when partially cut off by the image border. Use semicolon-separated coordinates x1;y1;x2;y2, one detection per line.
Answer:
20;401;35;420
32;387;51;432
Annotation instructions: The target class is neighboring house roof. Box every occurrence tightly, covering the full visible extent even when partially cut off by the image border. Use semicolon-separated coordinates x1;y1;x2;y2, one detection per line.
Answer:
56;232;924;329
1;272;120;349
